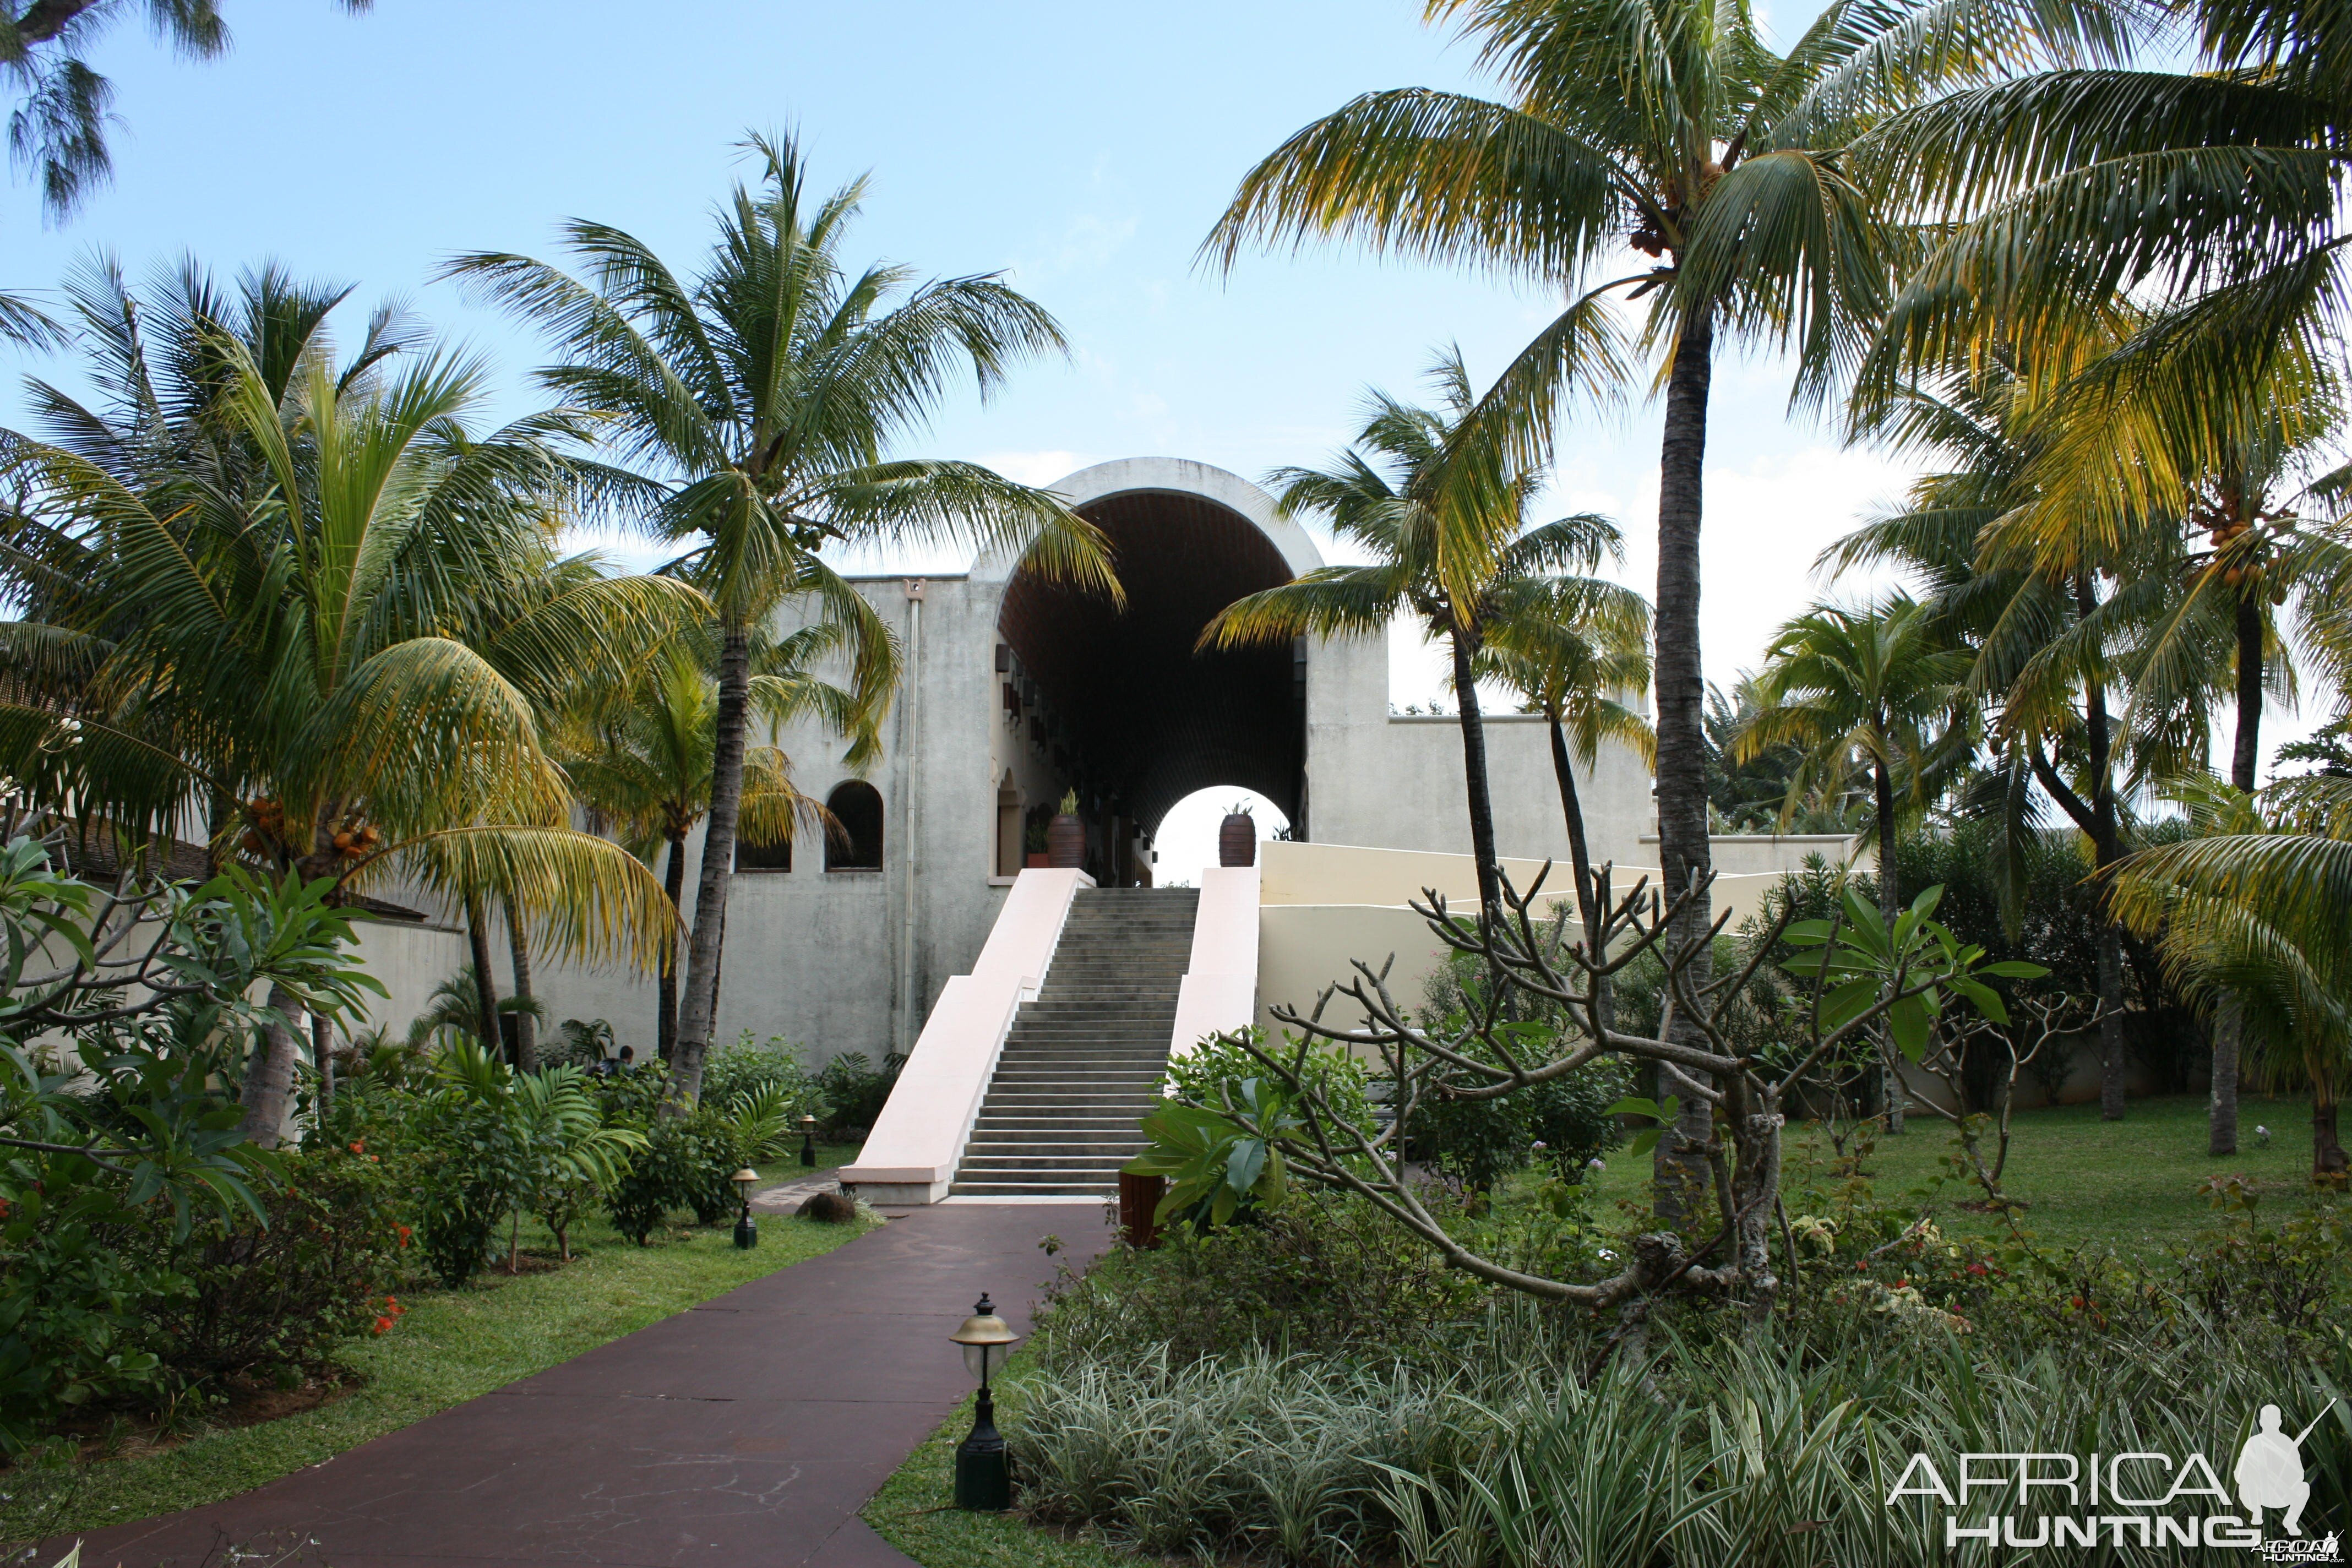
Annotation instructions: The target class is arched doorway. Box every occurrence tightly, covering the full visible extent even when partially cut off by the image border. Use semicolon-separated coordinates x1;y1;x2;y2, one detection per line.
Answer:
989;463;1320;870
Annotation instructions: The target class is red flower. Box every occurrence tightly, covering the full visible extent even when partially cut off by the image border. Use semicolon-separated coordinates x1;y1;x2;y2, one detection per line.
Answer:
1966;1262;1989;1277
395;1224;412;1248
349;1141;365;1155
373;1316;394;1335
1895;1278;1909;1289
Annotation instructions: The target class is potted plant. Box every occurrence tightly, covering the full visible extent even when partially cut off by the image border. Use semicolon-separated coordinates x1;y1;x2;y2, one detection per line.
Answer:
1218;802;1256;868
1047;789;1086;868
1023;804;1051;868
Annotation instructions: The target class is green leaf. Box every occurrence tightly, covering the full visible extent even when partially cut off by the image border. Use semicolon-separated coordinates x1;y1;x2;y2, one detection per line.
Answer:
1890;994;1930;1061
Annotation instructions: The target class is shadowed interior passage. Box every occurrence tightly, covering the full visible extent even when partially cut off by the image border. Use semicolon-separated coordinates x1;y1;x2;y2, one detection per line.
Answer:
997;488;1305;832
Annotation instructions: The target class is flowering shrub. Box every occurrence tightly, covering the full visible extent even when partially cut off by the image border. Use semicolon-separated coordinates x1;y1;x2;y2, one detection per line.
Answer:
135;1142;406;1390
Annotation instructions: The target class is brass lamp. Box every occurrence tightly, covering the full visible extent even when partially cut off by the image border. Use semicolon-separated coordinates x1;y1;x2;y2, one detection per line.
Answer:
799;1113;820;1167
948;1293;1019;1509
730;1167;759;1249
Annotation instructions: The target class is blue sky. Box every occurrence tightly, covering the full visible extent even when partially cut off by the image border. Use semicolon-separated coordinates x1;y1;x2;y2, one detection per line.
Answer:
0;1;2304;867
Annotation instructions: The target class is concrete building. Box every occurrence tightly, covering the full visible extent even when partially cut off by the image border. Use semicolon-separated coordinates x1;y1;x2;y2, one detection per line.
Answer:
516;456;1686;1060
355;457;1855;1201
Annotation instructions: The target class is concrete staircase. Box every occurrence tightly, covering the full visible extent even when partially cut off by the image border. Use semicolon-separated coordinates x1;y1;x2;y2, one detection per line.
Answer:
949;886;1199;1197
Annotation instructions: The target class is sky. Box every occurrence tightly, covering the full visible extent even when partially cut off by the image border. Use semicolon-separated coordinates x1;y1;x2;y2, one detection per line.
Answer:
0;1;2315;874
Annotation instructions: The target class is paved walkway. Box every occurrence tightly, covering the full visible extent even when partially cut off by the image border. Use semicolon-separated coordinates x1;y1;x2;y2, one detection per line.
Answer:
60;1204;1112;1568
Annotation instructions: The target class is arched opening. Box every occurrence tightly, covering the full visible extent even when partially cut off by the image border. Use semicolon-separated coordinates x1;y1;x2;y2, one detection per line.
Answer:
995;488;1306;861
825;781;884;871
1153;787;1291;885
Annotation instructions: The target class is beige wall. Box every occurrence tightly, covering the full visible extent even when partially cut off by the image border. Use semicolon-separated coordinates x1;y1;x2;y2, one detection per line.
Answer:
1253;839;1850;1042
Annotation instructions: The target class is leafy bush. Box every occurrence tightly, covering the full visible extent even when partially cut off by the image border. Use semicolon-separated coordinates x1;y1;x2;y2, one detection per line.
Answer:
703;1032;818;1114
1036;1190;1487;1368
602;1109;737;1242
135;1143;405;1391
1164;1028;1374;1135
814;1049;901;1135
0;1186;171;1447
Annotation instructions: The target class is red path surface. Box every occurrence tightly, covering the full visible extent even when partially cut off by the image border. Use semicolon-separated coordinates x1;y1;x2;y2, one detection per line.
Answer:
56;1203;1112;1568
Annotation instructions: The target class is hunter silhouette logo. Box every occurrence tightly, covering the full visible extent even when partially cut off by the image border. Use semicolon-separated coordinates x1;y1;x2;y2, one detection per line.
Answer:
1887;1400;2339;1556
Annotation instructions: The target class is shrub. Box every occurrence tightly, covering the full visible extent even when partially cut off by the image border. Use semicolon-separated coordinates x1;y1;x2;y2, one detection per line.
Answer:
601;1107;738;1242
703;1032;819;1114
814;1050;901;1136
1035;1190;1487;1369
0;1186;170;1447
1164;1028;1374;1135
135;1143;405;1390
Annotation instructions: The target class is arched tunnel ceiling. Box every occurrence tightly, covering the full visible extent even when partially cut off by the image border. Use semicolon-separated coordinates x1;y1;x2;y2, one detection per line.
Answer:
997;489;1303;835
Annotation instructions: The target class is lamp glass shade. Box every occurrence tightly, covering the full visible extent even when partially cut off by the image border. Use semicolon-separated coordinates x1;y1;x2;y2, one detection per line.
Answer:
961;1341;1011;1382
730;1167;759;1196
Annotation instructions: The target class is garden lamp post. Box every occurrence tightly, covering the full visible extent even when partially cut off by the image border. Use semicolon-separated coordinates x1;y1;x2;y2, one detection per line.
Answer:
949;1293;1018;1510
731;1168;759;1249
799;1113;820;1167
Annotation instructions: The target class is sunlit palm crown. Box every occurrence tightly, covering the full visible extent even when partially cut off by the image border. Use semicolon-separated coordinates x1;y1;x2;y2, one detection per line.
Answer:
1202;350;1629;651
445;130;1118;681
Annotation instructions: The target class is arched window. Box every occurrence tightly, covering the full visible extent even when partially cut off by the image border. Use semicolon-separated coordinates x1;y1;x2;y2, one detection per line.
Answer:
826;781;884;871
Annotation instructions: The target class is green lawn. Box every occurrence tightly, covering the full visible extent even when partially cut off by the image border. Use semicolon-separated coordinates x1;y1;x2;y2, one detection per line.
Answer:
1581;1091;2328;1255
1;1206;876;1549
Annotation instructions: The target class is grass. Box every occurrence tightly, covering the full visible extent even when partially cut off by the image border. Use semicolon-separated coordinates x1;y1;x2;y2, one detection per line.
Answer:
1577;1091;2329;1255
862;1376;1134;1568
1;1205;876;1548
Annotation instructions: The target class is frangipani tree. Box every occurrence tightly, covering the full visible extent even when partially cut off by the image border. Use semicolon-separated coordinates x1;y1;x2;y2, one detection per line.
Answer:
448;132;1120;1106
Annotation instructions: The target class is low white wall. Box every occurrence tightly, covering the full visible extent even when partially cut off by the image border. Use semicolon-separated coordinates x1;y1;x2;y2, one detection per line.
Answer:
1169;864;1260;1057
838;867;1090;1204
1250;840;1819;1041
345;916;468;1041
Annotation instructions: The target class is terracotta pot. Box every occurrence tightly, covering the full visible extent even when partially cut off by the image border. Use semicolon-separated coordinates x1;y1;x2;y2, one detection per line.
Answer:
1119;1171;1166;1249
1047;813;1085;868
1025;852;1049;869
1218;811;1257;868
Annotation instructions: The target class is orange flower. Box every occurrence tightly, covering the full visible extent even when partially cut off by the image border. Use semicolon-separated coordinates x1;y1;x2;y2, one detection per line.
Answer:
373;1316;394;1335
349;1141;364;1155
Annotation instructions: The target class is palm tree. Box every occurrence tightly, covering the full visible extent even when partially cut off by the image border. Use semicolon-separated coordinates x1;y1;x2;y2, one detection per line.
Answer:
0;330;691;1144
1736;594;1970;1129
446;132;1120;1107
1202;0;2098;1213
1200;350;1623;913
1475;574;1652;946
1736;595;1970;925
2110;775;2352;1184
560;631;856;1058
1828;349;2174;1122
1856;0;2349;520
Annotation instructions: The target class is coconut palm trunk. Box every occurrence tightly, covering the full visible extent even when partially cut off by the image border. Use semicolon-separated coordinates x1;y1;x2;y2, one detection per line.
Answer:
503;890;538;1072
674;623;753;1104
466;891;503;1057
2209;589;2265;1154
237;984;303;1147
1652;308;1718;1223
1873;753;1907;1133
658;830;687;1061
1448;626;1503;912
1545;708;1598;943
